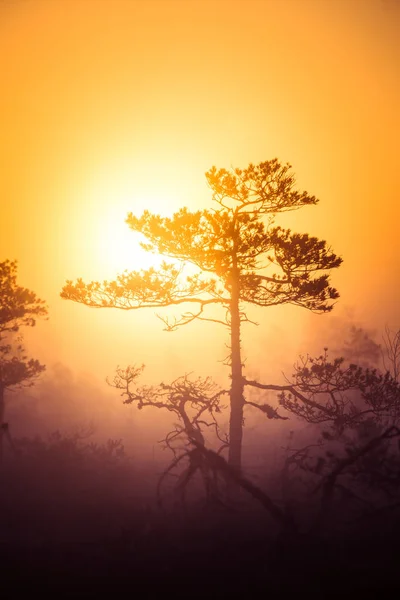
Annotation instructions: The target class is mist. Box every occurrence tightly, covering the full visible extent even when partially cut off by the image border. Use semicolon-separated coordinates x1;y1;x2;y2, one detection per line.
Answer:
1;0;400;596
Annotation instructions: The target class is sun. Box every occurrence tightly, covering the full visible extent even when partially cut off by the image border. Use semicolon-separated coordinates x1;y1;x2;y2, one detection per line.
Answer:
70;167;183;280
95;204;165;277
98;207;153;272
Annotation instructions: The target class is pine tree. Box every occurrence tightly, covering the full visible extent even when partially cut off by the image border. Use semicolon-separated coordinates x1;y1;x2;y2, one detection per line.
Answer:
61;160;342;470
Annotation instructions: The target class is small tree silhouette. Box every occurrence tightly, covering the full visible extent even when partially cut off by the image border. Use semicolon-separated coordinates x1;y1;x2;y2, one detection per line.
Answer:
108;365;295;527
254;348;400;532
61;160;342;470
108;365;229;505
0;260;48;462
382;326;400;382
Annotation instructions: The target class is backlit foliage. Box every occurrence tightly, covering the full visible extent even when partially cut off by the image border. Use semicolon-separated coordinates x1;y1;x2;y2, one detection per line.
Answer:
61;160;342;326
0;260;47;390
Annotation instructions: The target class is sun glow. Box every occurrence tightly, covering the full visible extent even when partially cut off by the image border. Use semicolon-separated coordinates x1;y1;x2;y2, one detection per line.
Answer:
72;170;179;280
97;206;159;275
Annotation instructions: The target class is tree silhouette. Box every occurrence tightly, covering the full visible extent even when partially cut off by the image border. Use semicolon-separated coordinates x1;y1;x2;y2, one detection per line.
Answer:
0;260;48;462
61;159;342;470
108;366;227;454
382;326;400;382
260;348;400;532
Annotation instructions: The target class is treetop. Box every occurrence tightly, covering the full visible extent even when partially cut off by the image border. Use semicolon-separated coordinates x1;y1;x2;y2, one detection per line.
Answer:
0;260;48;334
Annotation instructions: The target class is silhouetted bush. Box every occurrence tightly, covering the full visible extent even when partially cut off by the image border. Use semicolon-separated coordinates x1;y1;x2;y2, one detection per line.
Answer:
0;430;156;547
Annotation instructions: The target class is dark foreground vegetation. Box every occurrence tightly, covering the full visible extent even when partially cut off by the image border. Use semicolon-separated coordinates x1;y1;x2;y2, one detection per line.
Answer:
1;419;400;598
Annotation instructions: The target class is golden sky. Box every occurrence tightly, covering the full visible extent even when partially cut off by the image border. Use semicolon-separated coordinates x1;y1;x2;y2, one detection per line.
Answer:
1;0;399;390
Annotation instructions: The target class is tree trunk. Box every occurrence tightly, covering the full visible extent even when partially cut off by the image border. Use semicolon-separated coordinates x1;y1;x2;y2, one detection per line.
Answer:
228;267;244;471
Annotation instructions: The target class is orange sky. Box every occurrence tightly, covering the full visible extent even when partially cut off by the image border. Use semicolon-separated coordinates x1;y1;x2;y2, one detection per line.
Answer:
1;0;399;393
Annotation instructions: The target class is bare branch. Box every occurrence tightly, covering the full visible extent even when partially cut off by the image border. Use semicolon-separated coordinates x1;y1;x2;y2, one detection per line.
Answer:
312;426;400;529
382;326;400;381
244;400;288;420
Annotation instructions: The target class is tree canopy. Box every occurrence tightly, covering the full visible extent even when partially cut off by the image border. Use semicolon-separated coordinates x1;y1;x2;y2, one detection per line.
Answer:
0;260;48;461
